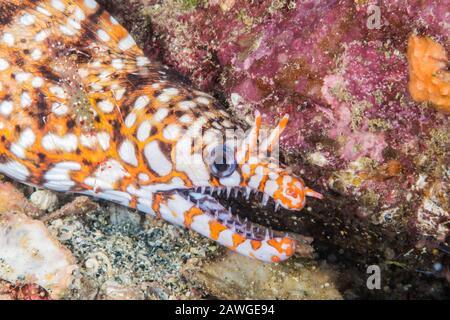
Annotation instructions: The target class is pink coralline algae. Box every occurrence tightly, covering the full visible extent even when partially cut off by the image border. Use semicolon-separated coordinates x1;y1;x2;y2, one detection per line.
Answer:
100;0;448;270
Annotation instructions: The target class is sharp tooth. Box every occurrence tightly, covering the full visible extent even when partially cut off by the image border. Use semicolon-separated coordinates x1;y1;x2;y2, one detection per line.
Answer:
201;186;206;194
265;229;270;240
275;203;280;212
245;187;251;200
226;187;231;198
209;187;214;195
233;188;239;198
262;194;269;206
217;188;222;196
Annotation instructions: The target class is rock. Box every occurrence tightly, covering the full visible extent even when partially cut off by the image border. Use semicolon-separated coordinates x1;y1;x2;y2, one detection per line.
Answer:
182;252;342;300
30;190;59;212
98;280;144;300
0;212;76;298
0;182;41;217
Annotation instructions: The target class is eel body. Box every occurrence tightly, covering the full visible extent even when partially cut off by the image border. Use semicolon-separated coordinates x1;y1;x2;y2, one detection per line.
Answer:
0;0;322;262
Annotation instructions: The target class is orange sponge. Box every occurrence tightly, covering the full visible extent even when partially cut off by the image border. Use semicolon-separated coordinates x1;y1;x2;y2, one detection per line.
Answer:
407;35;450;114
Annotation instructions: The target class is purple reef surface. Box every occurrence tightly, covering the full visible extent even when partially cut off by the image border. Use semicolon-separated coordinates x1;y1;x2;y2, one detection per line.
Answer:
98;0;449;287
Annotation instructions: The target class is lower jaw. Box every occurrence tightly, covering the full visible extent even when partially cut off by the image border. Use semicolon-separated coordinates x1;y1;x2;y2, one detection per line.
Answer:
167;190;296;262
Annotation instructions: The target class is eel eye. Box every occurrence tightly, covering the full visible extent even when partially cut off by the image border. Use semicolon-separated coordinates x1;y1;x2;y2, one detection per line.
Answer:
209;145;237;178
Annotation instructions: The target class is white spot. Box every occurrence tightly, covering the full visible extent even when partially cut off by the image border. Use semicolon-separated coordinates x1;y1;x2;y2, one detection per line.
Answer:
20;14;36;26
10;128;36;159
153;108;169;122
84;0;98;9
15;73;31;83
53;162;81;171
42;134;78;153
178;101;196;110
35;30;50;42
51;0;66;11
84;160;129;191
145;141;172;176
157;94;171;103
111;59;124;70
0;161;29;181
32;77;44;88
31;48;42;60
97;29;111;42
179;115;192;124
189;214;213;239
196;97;211;105
125;113;137;128
0;101;13;116
136;56;150;67
138;173;149;182
0;58;9;71
134;95;150;111
242;164;251;175
97;132;111;151
67;18;81;30
175;137;210;185
163;88;180;96
118;35;136;51
74;7;86;21
60;25;76;36
98;100;114;113
21;92;32;108
163;124;181;141
186;117;207;137
248;174;263;189
110;16;119;25
268;172;279;180
36;6;52;17
43;162;80;192
78;68;89;78
137;121;152;142
119;140;138;167
80;134;98;149
2;33;14;47
264;180;279;197
49;86;66;99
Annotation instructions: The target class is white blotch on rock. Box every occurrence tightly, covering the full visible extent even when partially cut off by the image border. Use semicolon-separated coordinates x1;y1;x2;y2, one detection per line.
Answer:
0;212;76;298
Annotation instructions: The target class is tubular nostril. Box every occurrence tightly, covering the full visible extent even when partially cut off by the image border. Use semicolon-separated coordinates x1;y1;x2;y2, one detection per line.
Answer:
305;187;323;200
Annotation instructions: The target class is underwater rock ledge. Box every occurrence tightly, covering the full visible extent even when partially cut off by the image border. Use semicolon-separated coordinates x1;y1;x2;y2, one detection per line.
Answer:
97;0;449;282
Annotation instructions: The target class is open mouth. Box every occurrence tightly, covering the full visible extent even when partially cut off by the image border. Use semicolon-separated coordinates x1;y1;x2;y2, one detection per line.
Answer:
177;186;284;242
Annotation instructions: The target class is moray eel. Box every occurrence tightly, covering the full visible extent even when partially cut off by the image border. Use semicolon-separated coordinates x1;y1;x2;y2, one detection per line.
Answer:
0;0;322;262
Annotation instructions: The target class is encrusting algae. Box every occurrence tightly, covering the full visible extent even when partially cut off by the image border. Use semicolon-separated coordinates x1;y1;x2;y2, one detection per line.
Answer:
407;35;450;114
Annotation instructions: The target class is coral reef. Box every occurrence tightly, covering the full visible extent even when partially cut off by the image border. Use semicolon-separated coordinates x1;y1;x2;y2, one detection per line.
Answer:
97;0;449;292
0;0;448;299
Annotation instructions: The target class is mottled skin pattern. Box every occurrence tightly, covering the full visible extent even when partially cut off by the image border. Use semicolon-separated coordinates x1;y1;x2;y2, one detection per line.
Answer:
0;0;322;262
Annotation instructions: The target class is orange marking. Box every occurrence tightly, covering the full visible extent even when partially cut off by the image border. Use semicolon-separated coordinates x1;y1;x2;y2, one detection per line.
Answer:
271;256;281;263
184;207;203;228
152;194;163;218
209;221;227;241
231;233;246;249
267;238;295;256
251;240;262;251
